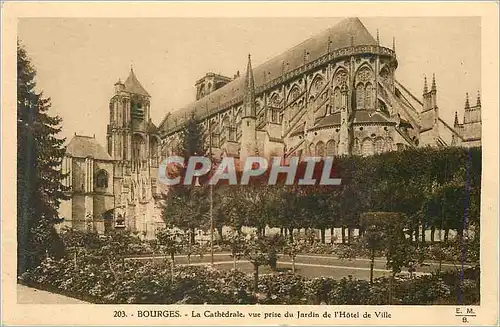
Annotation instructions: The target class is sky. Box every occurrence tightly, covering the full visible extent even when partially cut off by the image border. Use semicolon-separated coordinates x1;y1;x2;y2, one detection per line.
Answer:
18;17;481;147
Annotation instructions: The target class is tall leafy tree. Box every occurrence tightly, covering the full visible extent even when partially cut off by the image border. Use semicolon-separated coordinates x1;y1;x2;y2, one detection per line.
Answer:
17;41;69;274
162;114;209;243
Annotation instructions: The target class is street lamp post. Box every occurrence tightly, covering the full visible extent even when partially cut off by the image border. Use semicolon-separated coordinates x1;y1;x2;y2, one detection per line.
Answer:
210;180;214;265
208;104;214;265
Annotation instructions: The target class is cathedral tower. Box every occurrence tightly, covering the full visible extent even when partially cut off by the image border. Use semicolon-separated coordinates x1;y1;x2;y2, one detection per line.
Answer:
106;68;162;237
107;68;152;164
240;55;258;160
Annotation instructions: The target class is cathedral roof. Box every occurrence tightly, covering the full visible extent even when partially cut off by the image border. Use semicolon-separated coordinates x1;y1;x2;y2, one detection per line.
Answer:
124;68;150;97
289;122;306;137
147;120;159;134
161;17;377;131
312;110;392;130
315;112;341;128
353;110;392;124
66;135;112;161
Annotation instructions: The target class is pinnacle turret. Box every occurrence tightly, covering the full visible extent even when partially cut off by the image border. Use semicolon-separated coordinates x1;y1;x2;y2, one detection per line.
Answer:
476;90;481;107
431;73;436;91
423;76;428;94
454;111;459;126
243;54;256;118
464;93;470;110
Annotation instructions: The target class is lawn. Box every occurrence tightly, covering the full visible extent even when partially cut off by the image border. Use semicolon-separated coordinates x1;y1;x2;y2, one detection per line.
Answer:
126;252;461;280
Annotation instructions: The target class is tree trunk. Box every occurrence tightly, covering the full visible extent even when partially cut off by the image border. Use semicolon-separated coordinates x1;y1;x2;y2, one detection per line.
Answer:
330;227;335;244
444;229;449;242
370;249;375;285
280;227;283;236
430;227;436;242
414;225;420;244
262;226;266;236
407;228;414;243
421;227;426;243
341;226;346;244
190;227;196;244
288;228;294;242
320;228;326;244
217;225;223;242
253;263;259;292
347;227;353;244
388;273;395;305
170;253;175;283
457;227;464;242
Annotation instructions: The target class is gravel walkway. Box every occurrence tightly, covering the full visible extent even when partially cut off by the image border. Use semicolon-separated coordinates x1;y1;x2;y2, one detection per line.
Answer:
17;284;88;304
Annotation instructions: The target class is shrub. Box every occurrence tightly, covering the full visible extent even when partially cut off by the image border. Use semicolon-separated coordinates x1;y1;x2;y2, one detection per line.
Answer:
20;256;479;305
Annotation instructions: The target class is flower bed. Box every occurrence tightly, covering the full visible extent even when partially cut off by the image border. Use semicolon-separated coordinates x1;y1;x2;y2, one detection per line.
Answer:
20;257;479;305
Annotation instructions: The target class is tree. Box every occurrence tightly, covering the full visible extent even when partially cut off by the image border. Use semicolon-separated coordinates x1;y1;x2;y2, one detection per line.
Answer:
243;235;272;292
156;228;183;281
17;41;69;274
360;212;416;286
228;232;247;270
283;238;304;274
162;114;209;243
163;185;209;243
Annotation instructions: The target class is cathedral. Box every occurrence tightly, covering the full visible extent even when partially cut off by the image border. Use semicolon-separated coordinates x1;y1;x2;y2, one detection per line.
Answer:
58;17;481;237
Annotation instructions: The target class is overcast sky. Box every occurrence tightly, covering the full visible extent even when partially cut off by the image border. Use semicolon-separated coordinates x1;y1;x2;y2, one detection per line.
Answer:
18;17;481;147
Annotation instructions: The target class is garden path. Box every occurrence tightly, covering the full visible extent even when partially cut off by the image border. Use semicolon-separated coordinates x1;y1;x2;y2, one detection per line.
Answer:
17;284;88;304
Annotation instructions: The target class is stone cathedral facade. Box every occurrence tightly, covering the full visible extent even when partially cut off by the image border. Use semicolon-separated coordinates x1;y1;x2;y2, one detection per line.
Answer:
59;69;165;238
58;17;481;237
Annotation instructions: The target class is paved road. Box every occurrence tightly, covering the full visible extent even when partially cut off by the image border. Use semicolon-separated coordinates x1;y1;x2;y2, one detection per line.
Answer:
17;284;87;304
126;253;462;280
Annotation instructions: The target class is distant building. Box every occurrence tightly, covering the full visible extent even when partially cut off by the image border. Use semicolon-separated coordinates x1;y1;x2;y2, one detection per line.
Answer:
58;17;481;237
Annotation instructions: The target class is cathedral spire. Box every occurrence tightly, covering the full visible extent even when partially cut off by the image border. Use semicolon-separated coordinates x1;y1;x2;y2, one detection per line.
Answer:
423;75;428;94
124;67;150;97
464;93;470;110
243;54;256;118
476;90;481;106
431;73;436;91
376;29;380;45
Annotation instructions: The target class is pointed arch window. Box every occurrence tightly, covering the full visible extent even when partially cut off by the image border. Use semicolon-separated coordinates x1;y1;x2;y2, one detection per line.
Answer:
288;86;301;103
334;87;341;112
361;138;374;156
385;138;394;152
95;169;109;189
374;137;384;154
365;83;373;109
221;116;230;143
353;138;361;155
132;134;146;160
356;84;365;109
326;140;337;156
315;141;325;157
